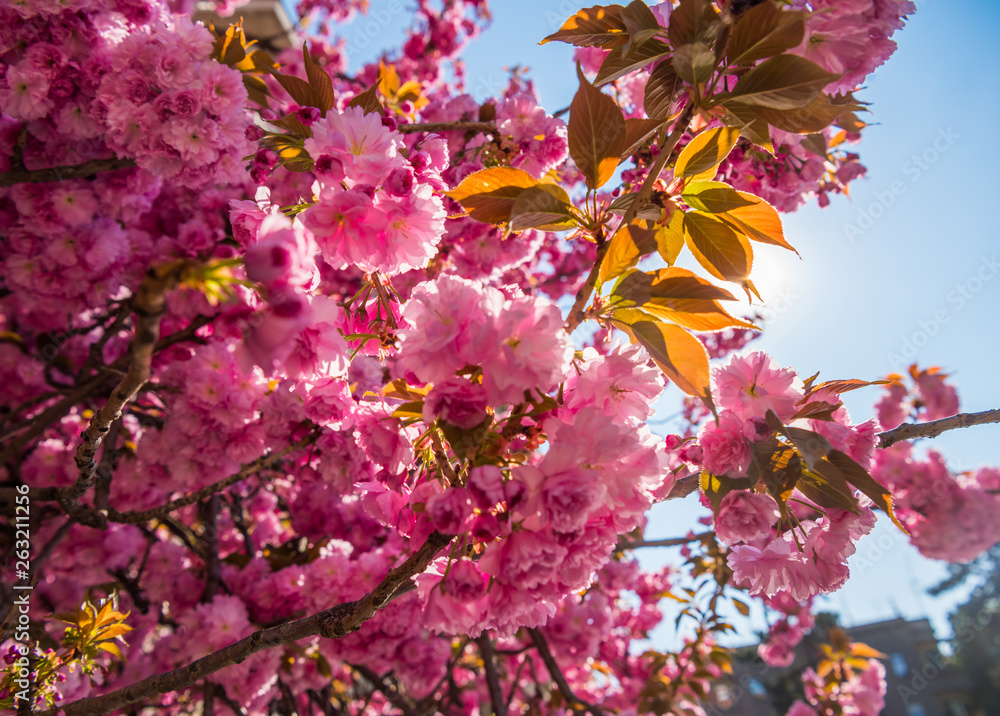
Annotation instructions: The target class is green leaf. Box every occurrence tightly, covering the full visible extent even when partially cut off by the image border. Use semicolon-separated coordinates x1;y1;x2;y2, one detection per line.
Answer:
596;37;671;86
446;167;539;224
302;42;335;113
682;181;756;213
727;2;806;65
541;5;629;48
782;427;831;471
725;55;840;110
599;223;659;286
509;185;578;232
569;66;627;190
611;312;713;403
674;126;740;178
347;80;383;115
644;60;681;120
672;42;717;84
668;0;721;48
683;211;753;283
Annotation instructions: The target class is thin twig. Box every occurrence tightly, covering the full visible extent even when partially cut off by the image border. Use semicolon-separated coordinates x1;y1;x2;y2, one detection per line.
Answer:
201;495;222;602
60;262;190;527
877;409;1000;449
0;157;137;187
527;628;604;715
618;531;711;550
351;665;419;716
476;634;508;716
105;430;318;525
45;531;455;716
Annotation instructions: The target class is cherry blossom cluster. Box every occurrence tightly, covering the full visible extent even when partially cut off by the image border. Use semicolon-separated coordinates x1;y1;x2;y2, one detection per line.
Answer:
676;352;880;602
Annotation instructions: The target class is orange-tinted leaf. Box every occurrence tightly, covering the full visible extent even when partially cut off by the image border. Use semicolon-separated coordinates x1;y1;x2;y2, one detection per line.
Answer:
674;127;740;178
599;223;658;286
727;2;806;64
683;211;753;283
851;642;888;660
446;167;539;224
541;5;629;48
568;66;627;189
720;192;797;254
509;185;578;232
611;312;713;403
656;209;686;265
613;266;738;303
682;181;756;213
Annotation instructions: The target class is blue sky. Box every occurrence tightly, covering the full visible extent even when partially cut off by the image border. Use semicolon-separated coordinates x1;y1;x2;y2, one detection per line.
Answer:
324;0;1000;644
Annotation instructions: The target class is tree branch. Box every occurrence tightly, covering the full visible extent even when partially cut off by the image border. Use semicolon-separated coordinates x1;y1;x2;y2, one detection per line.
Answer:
58;262;190;528
618;531;711;550
565;102;695;333
104;430;319;525
351;665;419;716
527;628;604;715
476;634;508;716
877;409;1000;449
0;157;136;187
46;531;455;716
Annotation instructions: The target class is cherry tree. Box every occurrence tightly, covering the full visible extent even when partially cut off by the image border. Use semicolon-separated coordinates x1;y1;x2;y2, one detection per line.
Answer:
1;0;998;714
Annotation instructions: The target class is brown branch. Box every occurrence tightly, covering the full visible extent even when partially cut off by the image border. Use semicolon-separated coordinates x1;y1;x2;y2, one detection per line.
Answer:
527;628;604;715
564;102;695;333
397;121;497;136
46;531;455;716
351;665;419;716
58;262;190;528
105;431;319;525
618;531;711;550
476;634;508;716
0;313;214;457
877;409;1000;449
0;157;137;187
200;495;222;602
664;473;700;501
